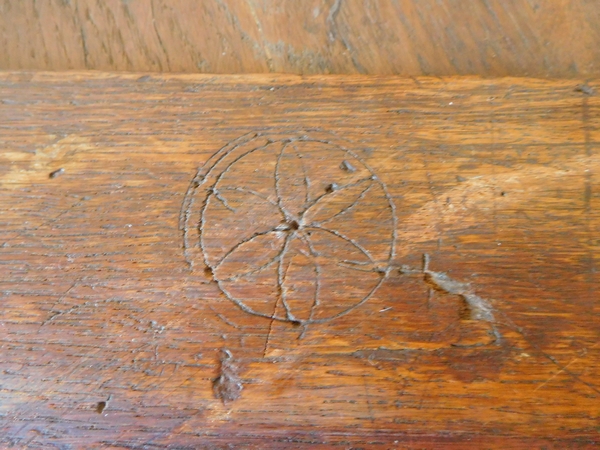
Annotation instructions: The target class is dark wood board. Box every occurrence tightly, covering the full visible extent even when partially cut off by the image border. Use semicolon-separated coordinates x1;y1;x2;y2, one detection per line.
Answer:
1;0;600;78
0;72;599;448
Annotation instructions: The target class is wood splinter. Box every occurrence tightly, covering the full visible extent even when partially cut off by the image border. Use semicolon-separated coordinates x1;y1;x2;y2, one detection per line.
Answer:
49;168;65;179
213;349;243;403
400;254;501;342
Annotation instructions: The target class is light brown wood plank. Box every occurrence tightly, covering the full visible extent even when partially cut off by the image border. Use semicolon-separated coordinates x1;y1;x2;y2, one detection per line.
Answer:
0;0;599;77
0;73;598;447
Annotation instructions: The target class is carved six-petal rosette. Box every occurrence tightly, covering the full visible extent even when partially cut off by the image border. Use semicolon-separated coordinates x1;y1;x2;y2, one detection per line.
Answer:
182;132;396;325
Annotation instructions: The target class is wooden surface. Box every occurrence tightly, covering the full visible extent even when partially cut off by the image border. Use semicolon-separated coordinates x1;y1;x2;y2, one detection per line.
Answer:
1;0;600;78
0;72;599;448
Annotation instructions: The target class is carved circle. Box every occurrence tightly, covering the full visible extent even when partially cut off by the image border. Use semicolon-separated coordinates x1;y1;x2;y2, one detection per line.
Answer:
182;131;397;325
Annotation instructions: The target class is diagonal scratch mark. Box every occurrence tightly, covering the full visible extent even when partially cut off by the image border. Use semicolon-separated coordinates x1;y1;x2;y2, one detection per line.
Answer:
297;232;322;327
274;141;294;221
424;171;444;250
306;225;374;264
320;182;373;224
533;358;578;392
219;186;278;206
219;252;280;282
292;143;311;208
40;296;122;329
210;306;242;330
264;244;294;357
302;176;373;217
277;232;297;321
39;279;80;328
211;188;236;212
214;226;280;269
533;342;598;392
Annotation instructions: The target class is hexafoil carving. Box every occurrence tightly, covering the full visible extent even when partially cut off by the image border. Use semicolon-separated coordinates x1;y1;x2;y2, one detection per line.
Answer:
181;131;397;325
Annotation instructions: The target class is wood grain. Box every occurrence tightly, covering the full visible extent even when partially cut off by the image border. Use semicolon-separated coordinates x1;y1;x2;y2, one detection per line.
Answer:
1;0;599;77
0;72;599;448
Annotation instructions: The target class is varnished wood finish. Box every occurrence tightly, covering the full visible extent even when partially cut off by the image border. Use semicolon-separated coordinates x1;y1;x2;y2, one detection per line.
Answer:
1;0;600;78
0;73;598;447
